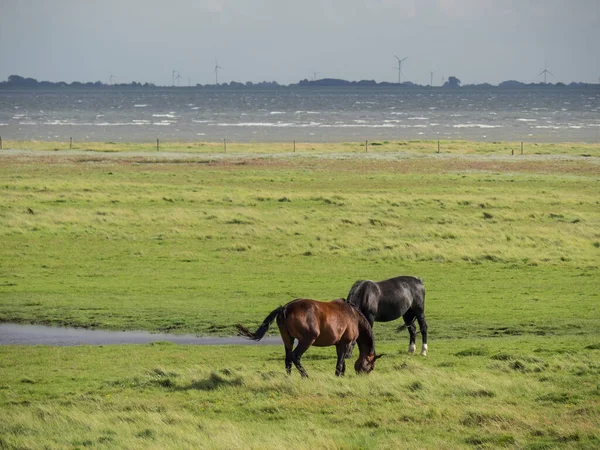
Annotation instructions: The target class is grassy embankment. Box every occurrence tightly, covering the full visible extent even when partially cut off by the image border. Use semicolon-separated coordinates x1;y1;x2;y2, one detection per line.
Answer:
1;141;599;448
3;139;600;156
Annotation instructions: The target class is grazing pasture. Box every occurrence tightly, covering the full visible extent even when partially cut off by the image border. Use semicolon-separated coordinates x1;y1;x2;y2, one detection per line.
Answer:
1;142;599;448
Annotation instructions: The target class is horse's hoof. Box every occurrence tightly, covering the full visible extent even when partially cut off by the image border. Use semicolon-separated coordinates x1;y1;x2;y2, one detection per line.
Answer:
408;343;416;354
420;344;428;356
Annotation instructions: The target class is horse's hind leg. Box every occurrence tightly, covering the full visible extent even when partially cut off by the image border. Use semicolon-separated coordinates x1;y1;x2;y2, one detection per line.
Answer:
416;312;428;356
292;337;315;378
278;325;295;375
402;310;417;354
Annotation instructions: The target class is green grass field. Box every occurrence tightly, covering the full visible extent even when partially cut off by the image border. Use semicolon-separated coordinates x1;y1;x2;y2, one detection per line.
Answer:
1;141;599;448
3;138;600;156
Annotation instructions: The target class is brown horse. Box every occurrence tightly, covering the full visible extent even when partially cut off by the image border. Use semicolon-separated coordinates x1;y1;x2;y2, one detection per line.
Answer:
236;298;382;377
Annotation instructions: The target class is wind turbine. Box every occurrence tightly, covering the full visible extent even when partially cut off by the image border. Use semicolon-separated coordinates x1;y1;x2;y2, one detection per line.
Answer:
214;59;224;85
429;70;435;87
538;61;554;84
175;71;183;87
172;70;176;87
394;55;408;83
109;74;115;85
312;72;319;81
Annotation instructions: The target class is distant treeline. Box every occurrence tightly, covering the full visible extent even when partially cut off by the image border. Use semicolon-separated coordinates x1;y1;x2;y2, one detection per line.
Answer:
1;74;598;90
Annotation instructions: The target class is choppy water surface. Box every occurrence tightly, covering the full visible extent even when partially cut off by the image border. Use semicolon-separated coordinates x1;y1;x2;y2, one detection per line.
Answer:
1;88;599;142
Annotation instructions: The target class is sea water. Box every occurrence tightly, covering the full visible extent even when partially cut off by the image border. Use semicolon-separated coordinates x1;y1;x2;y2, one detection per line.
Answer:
1;87;599;143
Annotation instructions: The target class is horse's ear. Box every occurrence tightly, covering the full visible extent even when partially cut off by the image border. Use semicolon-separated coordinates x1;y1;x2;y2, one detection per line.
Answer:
374;353;385;360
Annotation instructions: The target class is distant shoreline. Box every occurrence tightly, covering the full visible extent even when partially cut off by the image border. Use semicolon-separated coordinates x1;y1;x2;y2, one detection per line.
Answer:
2;74;600;90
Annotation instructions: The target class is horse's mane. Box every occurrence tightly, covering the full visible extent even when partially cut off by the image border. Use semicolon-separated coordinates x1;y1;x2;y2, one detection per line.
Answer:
349;303;375;354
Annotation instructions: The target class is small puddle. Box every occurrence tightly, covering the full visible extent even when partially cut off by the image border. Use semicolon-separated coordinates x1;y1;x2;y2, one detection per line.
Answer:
0;323;281;346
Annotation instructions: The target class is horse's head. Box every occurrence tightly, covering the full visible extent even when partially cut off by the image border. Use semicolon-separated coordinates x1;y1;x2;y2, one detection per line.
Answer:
354;352;384;374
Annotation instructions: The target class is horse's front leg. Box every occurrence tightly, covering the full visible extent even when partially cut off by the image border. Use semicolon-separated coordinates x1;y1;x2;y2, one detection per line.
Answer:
335;344;348;376
345;341;355;359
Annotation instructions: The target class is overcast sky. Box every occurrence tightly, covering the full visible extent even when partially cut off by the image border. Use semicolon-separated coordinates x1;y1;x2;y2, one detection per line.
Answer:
1;0;599;86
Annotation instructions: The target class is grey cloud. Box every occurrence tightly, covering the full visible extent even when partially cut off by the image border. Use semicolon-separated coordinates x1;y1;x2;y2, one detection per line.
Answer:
1;0;598;85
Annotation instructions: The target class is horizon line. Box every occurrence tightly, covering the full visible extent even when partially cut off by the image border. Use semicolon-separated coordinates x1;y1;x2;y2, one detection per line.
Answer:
2;74;599;89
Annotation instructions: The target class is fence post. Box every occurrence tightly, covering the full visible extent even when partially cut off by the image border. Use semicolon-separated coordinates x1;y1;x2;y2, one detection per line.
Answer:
224;139;227;153
521;141;523;155
69;137;72;150
293;140;296;153
157;138;160;152
365;140;368;153
437;140;440;153
0;136;2;150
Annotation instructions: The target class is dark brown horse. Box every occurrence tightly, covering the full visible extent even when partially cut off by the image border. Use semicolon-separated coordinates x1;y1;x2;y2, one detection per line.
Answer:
236;298;382;377
347;276;428;356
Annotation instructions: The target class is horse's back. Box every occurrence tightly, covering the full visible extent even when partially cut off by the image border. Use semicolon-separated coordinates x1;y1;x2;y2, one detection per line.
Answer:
380;276;424;299
372;276;425;321
282;298;358;346
284;298;353;317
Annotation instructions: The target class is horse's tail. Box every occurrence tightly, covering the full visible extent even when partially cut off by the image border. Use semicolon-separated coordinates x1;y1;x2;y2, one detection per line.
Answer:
396;316;417;332
346;280;381;313
236;306;284;341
